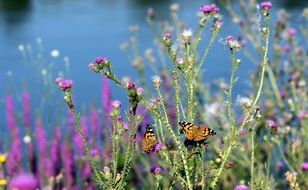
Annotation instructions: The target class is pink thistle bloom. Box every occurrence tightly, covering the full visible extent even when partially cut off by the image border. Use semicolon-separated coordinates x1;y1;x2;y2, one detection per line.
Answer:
226;35;233;42
287;28;297;38
95;56;107;64
111;100;122;109
123;122;129;130
234;184;249;190
266;119;279;131
176;57;184;65
261;1;272;10
163;32;172;41
9;173;39;190
200;4;219;14
126;80;136;90
136;87;144;96
301;162;308;171
150;166;163;175
154;143;164;152
88;63;96;69
55;77;73;91
214;20;223;29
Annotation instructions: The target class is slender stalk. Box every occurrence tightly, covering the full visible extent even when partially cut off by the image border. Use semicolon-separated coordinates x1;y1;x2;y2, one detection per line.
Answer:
156;88;193;190
211;14;271;189
250;123;256;189
266;66;284;109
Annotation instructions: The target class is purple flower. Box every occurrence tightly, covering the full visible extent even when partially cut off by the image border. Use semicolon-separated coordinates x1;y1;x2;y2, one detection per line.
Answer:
95;56;107;64
226;35;233;42
234;184;249;190
301;162;308;171
154;143;164;152
176;57;184;65
111;100;122;109
147;7;155;19
136;87;144;96
116;115;123;124
261;1;272;10
283;44;291;53
200;4;219;14
163;33;172;41
22;91;32;127
126;80;136;90
55;77;73;91
123;122;129;130
287;28;297;38
9;173;38;190
214;20;223;29
88;63;96;69
150;166;163;175
298;111;308;121
266;119;279;131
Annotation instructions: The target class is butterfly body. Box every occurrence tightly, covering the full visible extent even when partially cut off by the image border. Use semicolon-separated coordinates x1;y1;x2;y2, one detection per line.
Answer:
141;124;158;153
178;121;216;142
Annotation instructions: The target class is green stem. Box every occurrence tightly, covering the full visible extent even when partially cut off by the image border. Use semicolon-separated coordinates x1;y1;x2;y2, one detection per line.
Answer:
211;15;271;189
156;88;193;190
250;123;256;189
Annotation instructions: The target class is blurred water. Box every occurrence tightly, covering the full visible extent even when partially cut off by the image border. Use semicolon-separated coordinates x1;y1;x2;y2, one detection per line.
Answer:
0;0;306;140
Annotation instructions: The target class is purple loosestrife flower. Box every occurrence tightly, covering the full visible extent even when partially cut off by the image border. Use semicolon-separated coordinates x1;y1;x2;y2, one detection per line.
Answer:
22;91;32;127
6;95;16;132
261;1;272;10
62;143;77;189
200;4;219;14
51;128;62;177
90;108;100;147
150;166;163;175
9;173;39;190
266;119;279;132
35;118;51;178
301;162;308;171
6;137;22;176
55;77;73;92
234;184;250;190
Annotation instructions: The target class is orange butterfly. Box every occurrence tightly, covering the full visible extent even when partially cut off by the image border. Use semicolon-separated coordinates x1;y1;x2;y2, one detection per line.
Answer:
141;124;158;153
178;121;216;142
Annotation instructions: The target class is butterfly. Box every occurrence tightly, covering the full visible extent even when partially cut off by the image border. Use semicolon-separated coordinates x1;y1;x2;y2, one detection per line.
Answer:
141;124;158;153
178;121;216;142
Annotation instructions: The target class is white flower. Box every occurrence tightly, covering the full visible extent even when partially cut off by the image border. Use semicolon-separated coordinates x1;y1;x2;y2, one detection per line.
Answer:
18;44;25;51
50;49;60;58
182;28;193;38
23;135;32;144
236;95;252;108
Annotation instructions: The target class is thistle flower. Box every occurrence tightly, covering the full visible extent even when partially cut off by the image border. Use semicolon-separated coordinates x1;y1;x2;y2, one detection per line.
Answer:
163;33;172;47
200;4;219;15
234;184;249;190
287;28;297;38
154;143;164;152
111;100;122;109
136;87;144;96
55;77;73;92
147;7;155;20
152;75;162;88
226;35;241;51
214;20;223;29
95;56;107;64
261;1;272;10
266;119;279;131
236;95;252;109
126;80;136;90
301;162;308;171
150;166;163;175
176;57;184;65
182;29;193;41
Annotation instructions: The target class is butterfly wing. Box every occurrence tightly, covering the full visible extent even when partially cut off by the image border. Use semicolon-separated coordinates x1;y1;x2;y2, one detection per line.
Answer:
178;121;196;141
179;121;216;142
141;124;158;153
194;126;216;141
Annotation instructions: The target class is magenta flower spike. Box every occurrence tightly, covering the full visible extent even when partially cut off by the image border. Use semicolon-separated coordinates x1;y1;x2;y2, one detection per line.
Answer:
9;173;39;190
22;91;32;127
235;184;250;190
